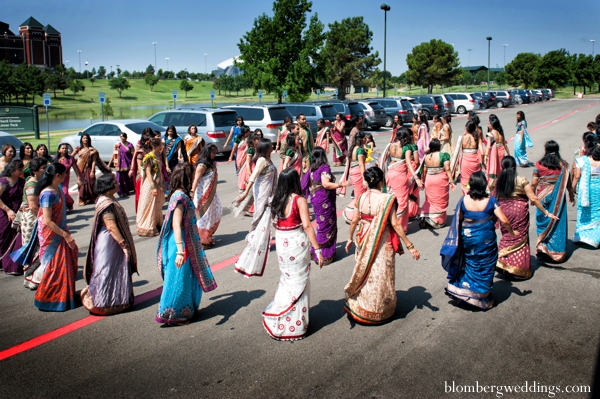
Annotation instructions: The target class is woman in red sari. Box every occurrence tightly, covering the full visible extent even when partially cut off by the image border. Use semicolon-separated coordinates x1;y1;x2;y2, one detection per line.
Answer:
315;118;330;153
229;125;251;181
420;139;456;229
331;113;348;167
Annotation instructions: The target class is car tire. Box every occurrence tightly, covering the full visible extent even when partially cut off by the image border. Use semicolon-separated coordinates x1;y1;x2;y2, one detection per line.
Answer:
385;115;393;128
496;101;504;108
457;106;466;114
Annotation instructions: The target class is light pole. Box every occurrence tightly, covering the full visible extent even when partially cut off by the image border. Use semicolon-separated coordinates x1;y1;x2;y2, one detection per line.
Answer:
116;65;120;77
503;44;508;69
380;4;390;97
77;50;81;73
152;42;157;75
165;57;169;72
65;60;69;68
204;53;208;75
486;37;492;90
468;49;472;67
591;39;596;56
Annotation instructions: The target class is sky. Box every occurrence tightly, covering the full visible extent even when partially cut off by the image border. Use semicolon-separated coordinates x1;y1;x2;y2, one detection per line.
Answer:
3;0;599;76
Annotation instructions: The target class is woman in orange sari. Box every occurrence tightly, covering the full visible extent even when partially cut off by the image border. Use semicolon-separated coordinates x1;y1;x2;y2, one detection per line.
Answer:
282;133;303;177
191;144;222;247
420;139;456;229
341;132;367;223
72;133;110;206
344;166;420;324
130;128;154;212
184;125;204;166
136;138;166;237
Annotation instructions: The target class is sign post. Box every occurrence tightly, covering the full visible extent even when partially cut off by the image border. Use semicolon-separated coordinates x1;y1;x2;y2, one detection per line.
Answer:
42;94;51;149
335;88;338;99
361;86;364;99
210;90;215;107
317;89;320;100
258;90;263;104
283;90;287;102
99;92;106;121
172;90;178;109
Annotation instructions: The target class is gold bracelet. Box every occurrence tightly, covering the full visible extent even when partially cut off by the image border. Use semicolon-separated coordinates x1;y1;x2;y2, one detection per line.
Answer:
406;243;415;250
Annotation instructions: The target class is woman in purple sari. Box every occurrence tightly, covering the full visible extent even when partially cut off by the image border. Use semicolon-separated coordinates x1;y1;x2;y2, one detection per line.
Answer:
109;132;135;198
301;147;350;265
0;160;25;274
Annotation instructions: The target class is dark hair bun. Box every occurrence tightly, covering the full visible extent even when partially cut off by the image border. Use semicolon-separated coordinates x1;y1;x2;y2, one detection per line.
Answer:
363;166;384;189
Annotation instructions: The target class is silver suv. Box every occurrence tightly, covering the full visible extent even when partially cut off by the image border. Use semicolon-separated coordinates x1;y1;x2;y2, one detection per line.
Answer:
346;101;387;130
366;98;415;126
280;103;337;132
222;104;293;143
148;108;238;153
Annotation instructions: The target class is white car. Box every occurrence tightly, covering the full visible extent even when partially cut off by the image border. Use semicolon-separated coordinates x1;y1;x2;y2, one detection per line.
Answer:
445;93;480;114
58;120;165;162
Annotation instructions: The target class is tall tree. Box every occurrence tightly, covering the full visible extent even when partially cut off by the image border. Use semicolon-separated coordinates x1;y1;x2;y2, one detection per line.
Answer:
145;74;160;92
535;49;570;90
237;0;325;103
69;79;85;99
180;80;194;98
406;39;460;94
572;54;595;94
108;77;131;98
45;70;67;98
504;53;540;89
9;63;28;105
321;16;379;100
145;64;155;76
97;66;107;79
0;60;13;104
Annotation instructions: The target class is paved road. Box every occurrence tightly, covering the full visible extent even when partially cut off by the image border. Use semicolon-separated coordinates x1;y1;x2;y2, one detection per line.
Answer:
1;99;599;398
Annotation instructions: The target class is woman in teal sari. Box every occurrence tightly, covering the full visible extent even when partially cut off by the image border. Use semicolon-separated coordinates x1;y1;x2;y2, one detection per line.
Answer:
156;163;217;325
513;111;533;167
164;126;188;173
531;141;574;262
572;141;600;248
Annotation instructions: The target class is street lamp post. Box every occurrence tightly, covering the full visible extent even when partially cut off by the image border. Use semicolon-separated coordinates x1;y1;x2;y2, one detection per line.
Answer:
165;57;169;72
503;44;508;69
204;53;208;75
591;39;596;56
65;60;69;68
486;37;492;90
380;4;390;97
116;65;120;77
77;50;81;73
152;42;157;75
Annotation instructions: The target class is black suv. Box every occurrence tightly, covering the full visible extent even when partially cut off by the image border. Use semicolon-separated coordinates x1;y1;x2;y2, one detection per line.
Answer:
366;98;415;126
411;95;445;120
471;92;496;109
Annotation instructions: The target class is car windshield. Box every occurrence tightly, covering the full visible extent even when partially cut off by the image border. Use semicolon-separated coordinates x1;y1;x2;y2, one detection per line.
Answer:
125;122;165;134
320;105;337;118
268;107;293;121
369;103;384;110
212;112;238;127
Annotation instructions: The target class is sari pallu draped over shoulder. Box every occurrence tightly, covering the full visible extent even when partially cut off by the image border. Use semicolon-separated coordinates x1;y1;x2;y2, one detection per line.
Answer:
535;166;569;262
194;166;222;246
344;193;402;324
165;137;188;171
497;196;532;279
378;143;410;230
157;191;217;293
573;156;600;247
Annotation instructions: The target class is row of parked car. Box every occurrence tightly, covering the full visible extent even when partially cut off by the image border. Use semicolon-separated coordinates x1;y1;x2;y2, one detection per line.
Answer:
56;88;555;162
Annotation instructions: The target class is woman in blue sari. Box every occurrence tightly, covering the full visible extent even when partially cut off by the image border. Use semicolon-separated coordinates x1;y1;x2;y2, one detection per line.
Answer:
572;141;600;248
441;171;517;310
513;111;533;167
531;141;574;262
164;125;188;174
156;163;217;325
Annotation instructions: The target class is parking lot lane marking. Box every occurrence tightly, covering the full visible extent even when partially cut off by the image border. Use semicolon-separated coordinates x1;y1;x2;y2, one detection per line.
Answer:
529;100;600;133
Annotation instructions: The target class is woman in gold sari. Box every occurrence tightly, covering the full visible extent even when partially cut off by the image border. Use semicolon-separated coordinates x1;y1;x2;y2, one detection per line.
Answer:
344;166;421;324
72;133;110;206
136;137;166;237
191;144;222;247
184;125;204;166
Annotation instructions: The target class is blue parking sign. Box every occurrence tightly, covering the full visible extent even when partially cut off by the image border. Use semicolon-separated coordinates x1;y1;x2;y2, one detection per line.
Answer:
335;88;338;96
258;90;263;99
99;92;106;104
283;90;287;99
43;93;51;106
172;90;178;100
210;90;215;99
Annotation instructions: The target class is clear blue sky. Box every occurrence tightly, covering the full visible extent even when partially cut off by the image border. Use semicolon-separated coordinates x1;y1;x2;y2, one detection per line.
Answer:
3;0;599;76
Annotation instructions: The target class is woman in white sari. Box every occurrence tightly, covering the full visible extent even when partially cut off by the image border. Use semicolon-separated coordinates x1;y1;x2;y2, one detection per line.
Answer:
191;144;222;248
231;139;278;276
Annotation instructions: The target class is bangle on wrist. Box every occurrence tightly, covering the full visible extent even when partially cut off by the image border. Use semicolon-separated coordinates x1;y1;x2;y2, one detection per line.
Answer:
406;242;415;250
176;251;185;256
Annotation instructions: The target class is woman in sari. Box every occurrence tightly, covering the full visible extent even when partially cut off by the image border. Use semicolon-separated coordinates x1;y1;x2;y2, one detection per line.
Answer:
278;123;299;171
452;120;486;195
156;163;217;325
441;172;516;310
345;166;420;324
341;132;367;223
35;144;53;163
164;125;188;174
191;144;222;248
81;174;137;315
282;133;303;177
495;156;559;279
531;141;574;262
33;163;79;311
54;143;76;211
263;168;324;340
13;158;46;288
514;111;533;167
429;115;443;141
411;114;419;144
315;118;330;153
420;139;456;229
0;160;25;275
0;144;17;173
229;125;251;176
20;142;35;179
378;127;421;231
136;137;166;237
73;133;110;206
224;116;245;172
232;139;278;277
390;115;402;143
184;125;204;166
108;132;135;197
348;115;363;152
301;147;350;265
275;116;293;154
235;130;258;195
484;114;510;191
416;113;430;162
572;142;600;248
331;113;348;167
440;113;454;155
130;128;154;212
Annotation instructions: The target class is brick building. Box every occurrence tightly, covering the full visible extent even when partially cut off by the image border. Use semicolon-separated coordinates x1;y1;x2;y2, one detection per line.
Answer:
0;16;62;69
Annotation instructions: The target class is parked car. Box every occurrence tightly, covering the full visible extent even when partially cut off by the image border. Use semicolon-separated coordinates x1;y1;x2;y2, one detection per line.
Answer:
401;97;423;115
279;103;337;132
489;91;514;108
509;89;532;104
309;101;353;134
445;93;480;114
529;90;541;102
366;97;415;126
543;88;555;98
471;92;497;109
540;89;552;101
148;108;238;153
58;120;166;162
345;101;387;130
221;104;293;143
0;131;24;155
410;95;444;120
437;94;456;114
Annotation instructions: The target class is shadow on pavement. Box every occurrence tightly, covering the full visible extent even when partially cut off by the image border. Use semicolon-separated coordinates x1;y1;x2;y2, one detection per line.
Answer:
308;298;346;334
200;289;266;326
132;279;150;287
492;279;532;307
215;231;249;247
395;286;439;320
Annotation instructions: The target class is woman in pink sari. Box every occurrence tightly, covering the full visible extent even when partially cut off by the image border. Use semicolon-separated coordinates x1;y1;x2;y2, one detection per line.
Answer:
485;114;510;192
452;120;486;195
378;127;421;231
315;118;330;153
416;113;430;162
282;133;303;178
54;144;77;211
420;139;456;229
342;132;367;223
228;126;251;184
331;114;348;167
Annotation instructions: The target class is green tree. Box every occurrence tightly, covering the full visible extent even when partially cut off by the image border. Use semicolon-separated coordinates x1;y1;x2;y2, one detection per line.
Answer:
406;39;460;93
45;70;67;98
0;60;13;104
69;79;85;99
180;80;194;98
505;53;539;89
89;77;96;87
213;77;221;95
474;70;488;87
9;63;29;105
495;71;507;87
104;97;114;119
121;70;131;78
97;66;107;78
176;70;189;80
237;0;325;103
91;67;96;76
108;77;131;98
535;49;570;90
572;54;595;94
460;68;472;85
145;64;155;76
321;16;379;100
89;107;97;123
145;74;160;91
594;54;600;92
